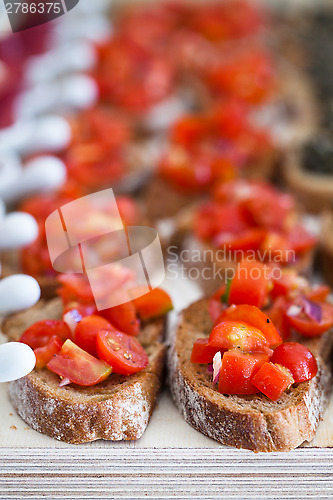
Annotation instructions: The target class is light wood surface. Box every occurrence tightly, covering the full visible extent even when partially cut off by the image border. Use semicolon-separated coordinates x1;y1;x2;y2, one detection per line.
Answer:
1;448;333;499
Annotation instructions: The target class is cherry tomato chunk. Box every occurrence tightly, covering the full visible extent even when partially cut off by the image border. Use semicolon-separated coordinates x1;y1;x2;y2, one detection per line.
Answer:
96;329;148;376
228;260;272;308
251;362;293;401
133;288;173;321
209;320;269;352
191;338;222;364
74;315;112;357
286;302;333;337
101;301;140;336
34;336;63;369
20;320;71;349
47;340;112;386
218;350;269;395
214;304;282;348
271;342;318;384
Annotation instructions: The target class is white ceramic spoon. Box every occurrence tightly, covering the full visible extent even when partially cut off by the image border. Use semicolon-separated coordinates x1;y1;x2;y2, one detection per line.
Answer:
0;115;72;155
25;40;98;85
14;74;98;119
0;212;39;250
0;275;41;314
0;155;67;204
0;342;36;383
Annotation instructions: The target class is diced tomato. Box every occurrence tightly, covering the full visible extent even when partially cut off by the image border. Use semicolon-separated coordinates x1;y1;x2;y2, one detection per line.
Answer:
116;196;141;226
96;329;148;376
47;340;112;386
57;274;95;305
305;285;331;302
214;304;282;348
170;114;208;147
209;99;249;140
191;338;222;364
95;37;174;112
271;343;318;384
214;228;266;253
74;315;112;357
265;296;290;340
101;301;140;336
194;202;248;241
34;335;63;369
287;225;317;255
20;320;71;350
228;260;272;308
251;362;293;401
218;350;269;395
241;187;294;231
160;146;235;193
206;49;276;104
66;147;124;189
133;288;173;321
271;269;308;300
260;232;293;264
286;301;333;337
209;320;269;352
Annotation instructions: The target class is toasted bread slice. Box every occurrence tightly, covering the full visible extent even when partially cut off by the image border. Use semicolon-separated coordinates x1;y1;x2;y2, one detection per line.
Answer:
3;298;166;444
168;299;333;452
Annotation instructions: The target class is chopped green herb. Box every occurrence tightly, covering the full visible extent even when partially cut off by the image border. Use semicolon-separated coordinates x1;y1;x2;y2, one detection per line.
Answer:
221;278;233;305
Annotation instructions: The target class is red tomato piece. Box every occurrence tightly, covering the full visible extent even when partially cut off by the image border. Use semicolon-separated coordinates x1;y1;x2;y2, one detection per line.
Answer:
191;338;222;364
214;228;266;252
171;114;208;147
228;260;272;308
251;362;293;401
34;336;63;369
20;320;71;350
206;49;276;104
47;340;112;386
286;302;333;337
265;296;290;340
241;186;294;231
133;288;173;321
194;201;248;241
214;304;282;348
96;329;148;376
271;269;308;299
101;301;140;336
74;315;112;357
271;343;318;384
57;274;95;305
116;196;140;226
210;99;249;140
209;320;269;352
218;350;269;395
305;285;331;302
287;225;317;255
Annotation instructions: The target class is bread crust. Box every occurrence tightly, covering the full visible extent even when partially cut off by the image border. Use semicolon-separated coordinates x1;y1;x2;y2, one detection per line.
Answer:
282;150;333;214
320;212;333;287
168;299;333;452
3;298;166;444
